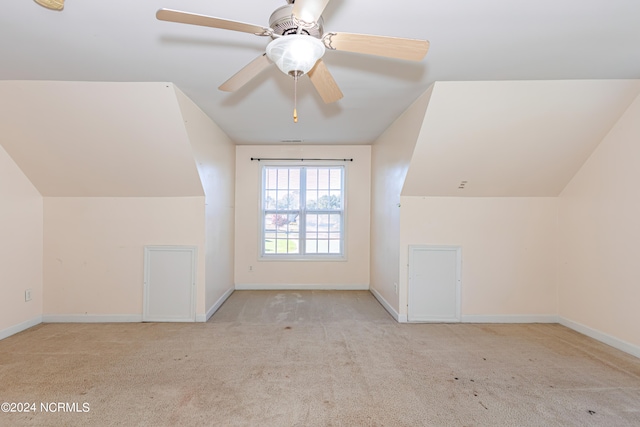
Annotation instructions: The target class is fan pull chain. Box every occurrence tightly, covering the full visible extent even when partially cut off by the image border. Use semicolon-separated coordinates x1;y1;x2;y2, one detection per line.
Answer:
293;74;298;123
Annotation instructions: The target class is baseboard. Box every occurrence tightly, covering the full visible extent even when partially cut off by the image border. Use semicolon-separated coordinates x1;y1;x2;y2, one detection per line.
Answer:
461;314;559;323
42;314;143;323
369;288;407;322
234;283;370;291
559;317;640;359
0;316;43;341
198;287;234;322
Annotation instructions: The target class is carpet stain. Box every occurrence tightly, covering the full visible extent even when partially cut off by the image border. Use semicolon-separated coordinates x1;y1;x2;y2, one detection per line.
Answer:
3;290;640;426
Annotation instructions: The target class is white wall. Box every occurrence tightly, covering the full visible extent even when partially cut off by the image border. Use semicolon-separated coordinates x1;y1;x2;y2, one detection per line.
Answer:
43;197;206;321
235;145;370;289
370;87;433;318
399;197;558;321
0;145;43;338
175;88;236;319
558;93;640;353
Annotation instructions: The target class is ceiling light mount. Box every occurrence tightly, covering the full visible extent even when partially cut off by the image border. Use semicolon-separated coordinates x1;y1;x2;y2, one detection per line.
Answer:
269;4;324;38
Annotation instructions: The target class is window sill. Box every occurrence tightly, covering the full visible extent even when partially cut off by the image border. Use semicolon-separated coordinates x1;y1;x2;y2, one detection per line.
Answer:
259;255;347;262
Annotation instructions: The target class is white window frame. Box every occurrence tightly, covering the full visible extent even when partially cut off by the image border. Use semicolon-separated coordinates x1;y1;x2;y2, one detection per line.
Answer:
260;162;347;261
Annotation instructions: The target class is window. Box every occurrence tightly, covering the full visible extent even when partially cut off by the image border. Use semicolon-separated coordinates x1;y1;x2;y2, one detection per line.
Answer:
262;165;345;258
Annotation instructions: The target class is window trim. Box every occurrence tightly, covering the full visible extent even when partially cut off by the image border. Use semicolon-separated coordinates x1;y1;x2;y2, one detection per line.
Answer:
259;162;347;261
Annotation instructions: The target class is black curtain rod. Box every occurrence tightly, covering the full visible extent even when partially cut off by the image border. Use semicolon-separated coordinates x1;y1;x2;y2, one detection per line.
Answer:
250;157;353;162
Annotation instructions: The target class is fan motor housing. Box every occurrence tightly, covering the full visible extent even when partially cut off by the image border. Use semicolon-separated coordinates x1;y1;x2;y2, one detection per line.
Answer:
269;5;324;38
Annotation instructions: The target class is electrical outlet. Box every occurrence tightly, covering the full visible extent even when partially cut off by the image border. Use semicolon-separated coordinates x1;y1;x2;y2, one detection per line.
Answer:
25;289;32;302
394;282;398;295
248;265;253;272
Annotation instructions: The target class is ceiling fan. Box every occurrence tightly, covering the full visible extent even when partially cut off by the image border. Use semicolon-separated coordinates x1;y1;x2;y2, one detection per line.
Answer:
157;0;429;120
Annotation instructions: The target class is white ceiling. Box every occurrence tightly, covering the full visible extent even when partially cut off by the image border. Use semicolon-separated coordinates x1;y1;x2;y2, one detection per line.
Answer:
2;0;639;145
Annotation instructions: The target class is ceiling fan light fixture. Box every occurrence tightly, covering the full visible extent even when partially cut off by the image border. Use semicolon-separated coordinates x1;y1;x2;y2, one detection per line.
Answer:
266;35;325;76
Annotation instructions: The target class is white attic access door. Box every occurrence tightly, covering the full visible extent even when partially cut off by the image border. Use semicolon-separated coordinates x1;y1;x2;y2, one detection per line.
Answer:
408;245;461;322
143;246;196;322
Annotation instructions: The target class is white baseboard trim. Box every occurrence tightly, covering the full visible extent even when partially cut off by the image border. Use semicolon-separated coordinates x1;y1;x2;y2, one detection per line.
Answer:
461;314;559;323
197;287;234;322
0;316;43;341
234;283;370;291
369;288;407;322
559;317;640;359
42;314;143;323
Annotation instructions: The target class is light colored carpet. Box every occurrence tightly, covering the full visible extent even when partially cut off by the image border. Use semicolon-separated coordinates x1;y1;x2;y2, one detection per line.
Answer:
1;290;639;426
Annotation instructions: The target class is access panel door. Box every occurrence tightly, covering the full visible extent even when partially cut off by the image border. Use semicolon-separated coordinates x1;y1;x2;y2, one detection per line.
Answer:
143;246;196;322
408;246;461;322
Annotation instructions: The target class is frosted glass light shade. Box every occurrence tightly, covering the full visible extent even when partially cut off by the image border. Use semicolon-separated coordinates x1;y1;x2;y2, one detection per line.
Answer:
266;35;325;76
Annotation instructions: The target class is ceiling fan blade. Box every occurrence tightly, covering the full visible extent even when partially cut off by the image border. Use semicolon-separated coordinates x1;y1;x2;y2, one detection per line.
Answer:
218;54;272;92
156;9;271;36
307;59;343;104
324;32;430;61
35;0;64;10
292;0;331;24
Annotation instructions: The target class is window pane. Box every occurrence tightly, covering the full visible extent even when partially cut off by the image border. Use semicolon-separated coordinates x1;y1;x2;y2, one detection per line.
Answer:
271;214;299;230
277;169;289;188
265;168;277;190
263;165;343;257
317;214;330;236
317;168;329;188
289;168;300;189
306;191;317;210
264;190;277;209
330;168;342;190
264;214;276;230
274;238;298;254
306;214;318;232
264;214;299;254
305;212;342;255
329;191;341;209
329;214;341;231
305;240;317;254
276;191;299;210
317;240;329;253
264;222;276;253
305;167;342;210
307;168;317;190
265;167;301;211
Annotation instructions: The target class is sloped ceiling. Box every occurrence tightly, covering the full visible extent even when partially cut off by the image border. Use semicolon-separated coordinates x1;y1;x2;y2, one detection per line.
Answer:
2;80;639;198
1;1;639;145
2;0;640;198
0;81;203;197
402;80;640;197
